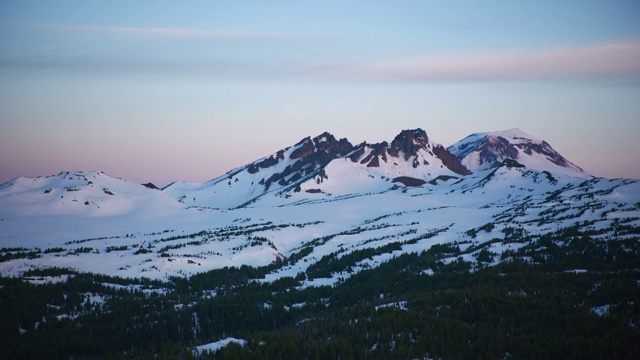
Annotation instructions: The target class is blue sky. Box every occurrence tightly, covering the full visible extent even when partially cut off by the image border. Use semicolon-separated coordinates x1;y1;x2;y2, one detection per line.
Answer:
1;0;639;186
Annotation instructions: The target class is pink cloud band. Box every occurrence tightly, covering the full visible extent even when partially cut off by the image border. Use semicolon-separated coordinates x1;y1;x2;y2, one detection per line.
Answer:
339;39;640;82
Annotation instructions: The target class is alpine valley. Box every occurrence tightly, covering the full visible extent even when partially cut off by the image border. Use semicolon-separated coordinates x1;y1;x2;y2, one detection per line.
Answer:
2;128;639;359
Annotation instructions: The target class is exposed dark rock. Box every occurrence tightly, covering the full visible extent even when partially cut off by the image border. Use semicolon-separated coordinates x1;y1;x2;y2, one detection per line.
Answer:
305;188;322;193
359;142;388;167
290;137;315;159
367;156;380;168
479;136;520;168
388;129;430;160
349;144;366;162
428;175;460;185
513;139;580;170
313;132;353;155
315;170;328;184
432;145;471;175
142;183;159;190
499;158;525;169
254;155;279;169
449;135;519;170
392;176;426;187
250;132;355;191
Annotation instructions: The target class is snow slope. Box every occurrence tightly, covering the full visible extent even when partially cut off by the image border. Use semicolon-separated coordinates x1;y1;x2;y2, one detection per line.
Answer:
0;171;185;217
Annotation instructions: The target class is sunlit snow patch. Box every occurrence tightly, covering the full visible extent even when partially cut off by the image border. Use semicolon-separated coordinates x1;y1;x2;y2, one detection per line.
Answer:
193;337;247;356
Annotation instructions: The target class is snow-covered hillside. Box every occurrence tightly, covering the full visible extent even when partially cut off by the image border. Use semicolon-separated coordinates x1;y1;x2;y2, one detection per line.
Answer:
1;129;638;283
0;171;185;217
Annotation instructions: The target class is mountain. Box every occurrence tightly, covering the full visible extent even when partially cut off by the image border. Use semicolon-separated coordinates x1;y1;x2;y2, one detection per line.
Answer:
163;129;469;208
163;132;354;208
1;128;638;282
447;128;587;178
0;171;185;217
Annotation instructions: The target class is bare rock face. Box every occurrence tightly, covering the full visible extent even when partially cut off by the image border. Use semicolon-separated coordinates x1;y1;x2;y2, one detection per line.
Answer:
251;132;354;190
432;145;472;176
454;135;519;170
388;129;430;160
347;128;469;175
289;137;315;160
357;142;389;168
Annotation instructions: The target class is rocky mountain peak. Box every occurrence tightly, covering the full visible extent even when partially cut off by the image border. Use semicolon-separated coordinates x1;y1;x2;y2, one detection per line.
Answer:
290;132;353;160
448;129;586;176
388;128;430;160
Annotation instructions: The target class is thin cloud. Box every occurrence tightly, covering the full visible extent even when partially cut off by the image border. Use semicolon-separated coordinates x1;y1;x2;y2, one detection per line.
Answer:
332;39;640;83
6;22;335;40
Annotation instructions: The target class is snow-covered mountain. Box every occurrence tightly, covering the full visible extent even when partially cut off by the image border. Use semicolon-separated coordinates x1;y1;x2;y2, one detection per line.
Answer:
162;132;354;208
164;129;469;208
447;128;587;177
0;171;184;217
1;128;638;283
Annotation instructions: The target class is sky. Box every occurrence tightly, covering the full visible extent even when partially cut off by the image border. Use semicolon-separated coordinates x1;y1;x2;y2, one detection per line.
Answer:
1;0;639;187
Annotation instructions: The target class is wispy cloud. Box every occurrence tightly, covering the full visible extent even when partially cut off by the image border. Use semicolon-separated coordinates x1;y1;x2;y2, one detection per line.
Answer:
6;22;333;40
331;39;640;83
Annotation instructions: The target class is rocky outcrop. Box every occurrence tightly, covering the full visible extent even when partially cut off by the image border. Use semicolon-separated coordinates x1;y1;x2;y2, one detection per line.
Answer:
357;142;389;168
142;183;160;190
498;158;525;169
347;128;469;175
388;129;431;160
432;145;471;175
392;176;426;187
251;132;353;190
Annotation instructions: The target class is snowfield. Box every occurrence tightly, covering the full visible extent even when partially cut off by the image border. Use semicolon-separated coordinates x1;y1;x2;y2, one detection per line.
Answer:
1;167;638;284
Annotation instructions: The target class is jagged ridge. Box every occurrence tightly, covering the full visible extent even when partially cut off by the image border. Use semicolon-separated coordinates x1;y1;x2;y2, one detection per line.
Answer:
163;129;469;208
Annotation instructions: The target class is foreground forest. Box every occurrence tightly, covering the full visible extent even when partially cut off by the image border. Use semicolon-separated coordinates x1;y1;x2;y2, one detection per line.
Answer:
2;226;639;359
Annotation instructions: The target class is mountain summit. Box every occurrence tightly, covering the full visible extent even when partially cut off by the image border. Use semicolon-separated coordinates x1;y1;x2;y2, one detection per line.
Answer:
447;128;587;177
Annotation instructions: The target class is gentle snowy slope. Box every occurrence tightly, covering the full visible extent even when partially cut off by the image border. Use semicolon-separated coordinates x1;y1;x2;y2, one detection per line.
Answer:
0;171;185;217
